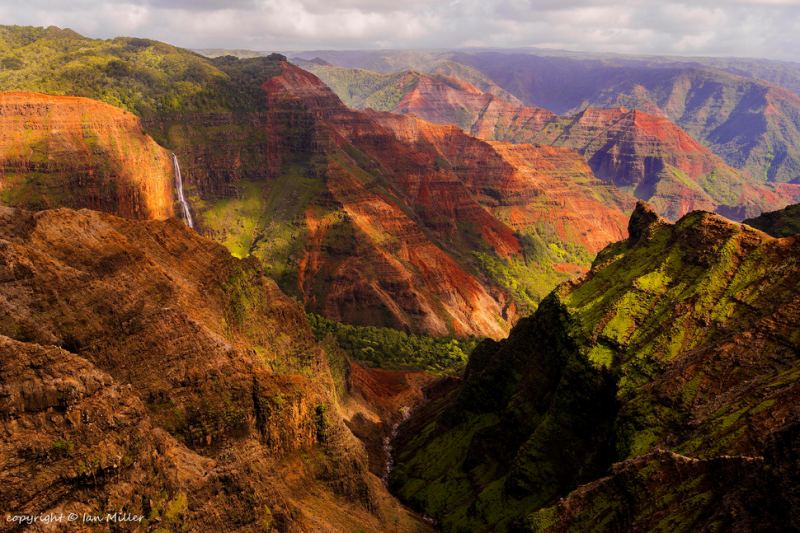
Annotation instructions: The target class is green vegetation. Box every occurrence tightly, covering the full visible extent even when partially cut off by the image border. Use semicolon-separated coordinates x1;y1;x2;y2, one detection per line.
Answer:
50;438;75;458
256;166;325;290
0;25;280;117
301;65;418;111
390;414;501;528
308;313;479;374
473;250;558;311
195;180;267;259
473;229;593;313
195;167;325;295
223;264;266;329
181;396;248;447
744;202;800;237
314;404;329;442
391;206;800;531
163;492;188;521
695;168;747;206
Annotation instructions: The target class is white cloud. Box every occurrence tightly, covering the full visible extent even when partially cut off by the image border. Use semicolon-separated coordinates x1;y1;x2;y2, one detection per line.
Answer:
0;0;796;60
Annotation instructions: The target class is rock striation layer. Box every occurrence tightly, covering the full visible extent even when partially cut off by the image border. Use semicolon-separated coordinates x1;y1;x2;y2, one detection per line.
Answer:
0;206;431;532
253;61;634;335
310;66;800;221
0;92;174;219
525;106;800;220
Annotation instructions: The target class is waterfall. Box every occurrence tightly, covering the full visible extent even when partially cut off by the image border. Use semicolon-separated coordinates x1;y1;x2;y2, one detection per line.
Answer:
382;405;412;484
171;153;194;229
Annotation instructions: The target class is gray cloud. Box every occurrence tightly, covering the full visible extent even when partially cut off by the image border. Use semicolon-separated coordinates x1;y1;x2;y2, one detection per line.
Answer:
0;0;797;60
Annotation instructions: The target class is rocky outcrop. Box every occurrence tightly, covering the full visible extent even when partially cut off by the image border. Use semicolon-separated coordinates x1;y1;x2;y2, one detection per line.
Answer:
0;206;431;532
264;64;521;255
390;203;800;531
0;92;174;219
0;36;517;339
260;62;520;338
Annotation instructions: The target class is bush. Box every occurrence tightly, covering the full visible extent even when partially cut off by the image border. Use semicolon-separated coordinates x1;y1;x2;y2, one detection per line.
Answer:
308;313;479;374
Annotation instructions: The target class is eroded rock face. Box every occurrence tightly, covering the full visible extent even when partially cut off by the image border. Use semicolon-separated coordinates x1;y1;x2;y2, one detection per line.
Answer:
145;110;272;199
249;62;636;336
314;67;800;221
263;63;521;339
388;71;556;138
372;112;633;254
526;107;800;220
391;203;800;532
0;92;174;219
445;52;800;185
258;63;523;338
0;206;431;532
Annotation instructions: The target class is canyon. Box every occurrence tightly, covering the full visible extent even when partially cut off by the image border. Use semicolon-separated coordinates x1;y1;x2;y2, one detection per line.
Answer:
306;64;800;221
0;205;433;532
0;26;636;337
0;24;798;533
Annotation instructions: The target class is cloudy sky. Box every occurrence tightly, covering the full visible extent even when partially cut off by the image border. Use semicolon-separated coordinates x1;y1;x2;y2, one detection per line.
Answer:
1;0;798;60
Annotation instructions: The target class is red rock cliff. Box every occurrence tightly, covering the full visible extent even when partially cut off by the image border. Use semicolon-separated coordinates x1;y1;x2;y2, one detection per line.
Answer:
0;205;431;532
262;62;523;338
346;72;800;221
0;92;174;219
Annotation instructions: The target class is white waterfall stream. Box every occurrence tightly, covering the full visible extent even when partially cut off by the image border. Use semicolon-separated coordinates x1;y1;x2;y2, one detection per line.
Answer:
382;405;412;483
171;153;194;229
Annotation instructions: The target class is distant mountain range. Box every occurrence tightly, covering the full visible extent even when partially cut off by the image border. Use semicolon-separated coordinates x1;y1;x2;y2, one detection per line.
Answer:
285;48;800;186
300;61;800;220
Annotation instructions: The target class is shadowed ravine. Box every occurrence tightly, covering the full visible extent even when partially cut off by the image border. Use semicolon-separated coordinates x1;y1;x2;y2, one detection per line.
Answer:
383;406;412;483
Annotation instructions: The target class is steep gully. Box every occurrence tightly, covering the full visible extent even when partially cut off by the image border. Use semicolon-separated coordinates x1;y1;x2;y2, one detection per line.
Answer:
171;152;194;229
0;206;437;531
167;148;439;519
169;131;429;515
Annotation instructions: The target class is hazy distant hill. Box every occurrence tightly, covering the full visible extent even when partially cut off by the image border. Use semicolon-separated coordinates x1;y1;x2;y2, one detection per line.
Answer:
294;49;800;184
305;63;800;221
